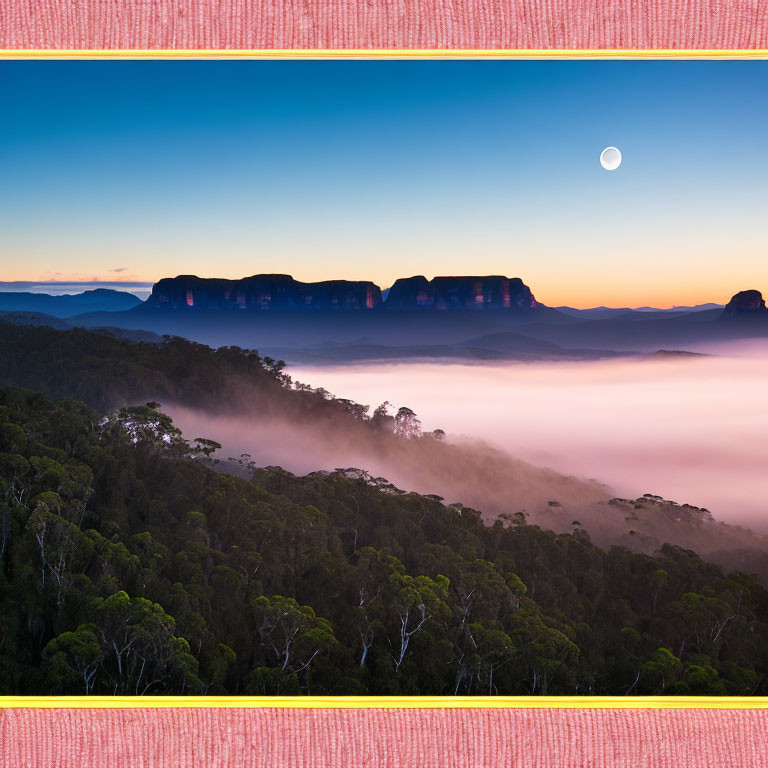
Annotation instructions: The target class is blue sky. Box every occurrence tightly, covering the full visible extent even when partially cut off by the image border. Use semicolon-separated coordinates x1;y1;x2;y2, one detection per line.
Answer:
0;60;766;307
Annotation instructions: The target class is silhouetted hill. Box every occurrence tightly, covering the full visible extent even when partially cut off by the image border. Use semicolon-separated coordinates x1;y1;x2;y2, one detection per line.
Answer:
69;304;570;357
0;288;142;317
0;310;163;343
284;330;616;363
0;310;73;330
720;290;768;320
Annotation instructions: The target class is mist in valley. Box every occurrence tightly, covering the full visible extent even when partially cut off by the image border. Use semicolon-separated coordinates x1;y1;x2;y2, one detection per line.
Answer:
160;341;768;575
285;352;768;531
167;403;610;525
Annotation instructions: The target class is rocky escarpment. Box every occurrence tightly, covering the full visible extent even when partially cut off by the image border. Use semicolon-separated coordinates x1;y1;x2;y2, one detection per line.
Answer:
147;275;382;311
721;289;768;319
385;275;539;310
145;274;542;312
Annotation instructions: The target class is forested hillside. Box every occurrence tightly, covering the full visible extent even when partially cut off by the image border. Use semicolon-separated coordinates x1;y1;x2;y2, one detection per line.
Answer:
1;386;766;695
0;321;357;420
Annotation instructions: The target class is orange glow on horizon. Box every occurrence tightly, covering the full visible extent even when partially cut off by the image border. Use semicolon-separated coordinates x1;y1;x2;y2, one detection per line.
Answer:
1;270;756;309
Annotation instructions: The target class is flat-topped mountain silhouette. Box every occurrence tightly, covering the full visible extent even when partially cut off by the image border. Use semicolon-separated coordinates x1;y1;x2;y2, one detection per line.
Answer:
146;274;541;312
148;274;382;311
385;275;538;311
7;279;768;363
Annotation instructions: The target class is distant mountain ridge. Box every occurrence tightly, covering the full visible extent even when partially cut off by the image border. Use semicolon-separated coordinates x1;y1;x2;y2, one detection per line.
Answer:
286;330;619;364
0;310;163;343
0;288;142;317
5;280;768;363
2;277;746;320
556;303;724;320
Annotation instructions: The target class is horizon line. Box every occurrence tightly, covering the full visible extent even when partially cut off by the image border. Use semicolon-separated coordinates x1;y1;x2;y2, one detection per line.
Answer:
0;277;748;310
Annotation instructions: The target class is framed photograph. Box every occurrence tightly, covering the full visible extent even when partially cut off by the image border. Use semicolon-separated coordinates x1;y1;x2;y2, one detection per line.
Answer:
1;46;767;767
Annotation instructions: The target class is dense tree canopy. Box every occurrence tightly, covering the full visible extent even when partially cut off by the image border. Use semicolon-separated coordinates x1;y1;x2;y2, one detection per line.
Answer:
0;322;384;428
1;385;766;695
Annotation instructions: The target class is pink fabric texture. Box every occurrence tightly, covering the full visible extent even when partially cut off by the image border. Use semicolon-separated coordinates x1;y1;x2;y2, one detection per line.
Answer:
1;0;767;49
2;706;767;767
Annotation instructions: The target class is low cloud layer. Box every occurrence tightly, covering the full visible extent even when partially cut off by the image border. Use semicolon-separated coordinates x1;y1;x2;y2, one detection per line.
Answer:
286;352;768;530
167;404;608;523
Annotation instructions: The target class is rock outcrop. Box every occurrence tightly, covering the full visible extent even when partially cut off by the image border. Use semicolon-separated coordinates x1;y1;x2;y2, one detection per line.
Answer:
721;289;768;318
145;274;542;312
147;275;382;311
384;275;539;311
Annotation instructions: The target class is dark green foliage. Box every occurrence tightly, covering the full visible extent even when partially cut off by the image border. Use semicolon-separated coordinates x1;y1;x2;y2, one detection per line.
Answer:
1;385;766;695
0;322;374;427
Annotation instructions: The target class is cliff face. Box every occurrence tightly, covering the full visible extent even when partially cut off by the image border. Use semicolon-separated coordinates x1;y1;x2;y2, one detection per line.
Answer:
147;275;382;311
146;274;541;312
385;275;539;310
721;290;768;319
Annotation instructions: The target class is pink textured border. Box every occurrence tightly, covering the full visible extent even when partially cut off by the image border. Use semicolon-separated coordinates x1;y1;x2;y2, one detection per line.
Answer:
2;4;766;765
0;0;767;49
2;707;767;767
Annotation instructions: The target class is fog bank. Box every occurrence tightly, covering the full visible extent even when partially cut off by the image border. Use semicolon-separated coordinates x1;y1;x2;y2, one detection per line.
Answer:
167;405;609;526
287;354;768;530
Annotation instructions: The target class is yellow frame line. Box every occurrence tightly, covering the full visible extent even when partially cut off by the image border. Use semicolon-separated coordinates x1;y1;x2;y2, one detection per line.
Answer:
0;48;766;59
1;696;767;709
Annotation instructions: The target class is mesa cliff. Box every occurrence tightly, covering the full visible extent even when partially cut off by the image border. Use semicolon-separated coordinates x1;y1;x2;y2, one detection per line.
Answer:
147;274;382;311
146;274;540;312
384;275;538;310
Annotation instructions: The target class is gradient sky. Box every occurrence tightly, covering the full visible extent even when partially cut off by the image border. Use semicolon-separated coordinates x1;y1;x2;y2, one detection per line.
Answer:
1;60;766;308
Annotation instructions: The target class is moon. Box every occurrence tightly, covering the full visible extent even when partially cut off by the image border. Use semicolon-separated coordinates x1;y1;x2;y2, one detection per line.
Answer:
600;146;622;171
